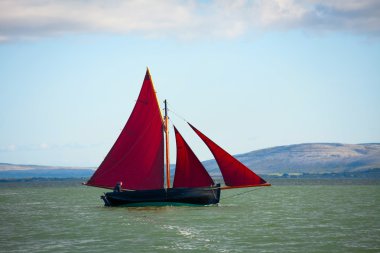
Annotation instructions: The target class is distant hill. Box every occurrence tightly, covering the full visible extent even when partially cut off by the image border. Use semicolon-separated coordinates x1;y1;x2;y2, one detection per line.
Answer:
1;143;379;179
0;163;94;178
203;143;380;175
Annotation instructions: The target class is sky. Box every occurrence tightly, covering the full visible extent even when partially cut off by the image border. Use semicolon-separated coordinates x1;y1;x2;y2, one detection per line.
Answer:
0;0;379;167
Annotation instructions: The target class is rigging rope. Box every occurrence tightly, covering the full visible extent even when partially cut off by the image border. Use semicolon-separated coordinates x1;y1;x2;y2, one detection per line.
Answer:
163;101;189;123
222;187;262;200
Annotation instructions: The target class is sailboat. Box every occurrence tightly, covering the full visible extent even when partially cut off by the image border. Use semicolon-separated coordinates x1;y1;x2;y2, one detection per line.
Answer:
85;69;270;206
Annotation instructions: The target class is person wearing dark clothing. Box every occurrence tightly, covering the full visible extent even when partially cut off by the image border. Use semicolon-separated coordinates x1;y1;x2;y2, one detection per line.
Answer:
113;181;123;192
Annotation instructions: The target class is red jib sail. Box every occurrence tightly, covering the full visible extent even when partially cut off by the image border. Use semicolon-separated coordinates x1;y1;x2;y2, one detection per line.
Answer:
189;123;267;187
87;69;164;190
173;126;214;188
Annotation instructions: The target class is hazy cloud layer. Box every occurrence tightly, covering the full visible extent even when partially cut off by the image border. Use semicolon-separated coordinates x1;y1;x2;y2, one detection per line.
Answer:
0;143;101;152
0;0;379;41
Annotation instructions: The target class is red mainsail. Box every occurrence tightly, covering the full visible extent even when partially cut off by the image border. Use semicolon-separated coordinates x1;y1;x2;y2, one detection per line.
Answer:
173;126;214;188
189;123;267;187
87;69;164;190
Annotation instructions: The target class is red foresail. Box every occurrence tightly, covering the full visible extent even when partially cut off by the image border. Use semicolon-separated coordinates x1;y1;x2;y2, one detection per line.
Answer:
189;123;267;187
87;69;164;190
173;126;214;188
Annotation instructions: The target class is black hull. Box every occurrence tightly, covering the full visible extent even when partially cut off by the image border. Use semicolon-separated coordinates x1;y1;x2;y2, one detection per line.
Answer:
101;185;221;207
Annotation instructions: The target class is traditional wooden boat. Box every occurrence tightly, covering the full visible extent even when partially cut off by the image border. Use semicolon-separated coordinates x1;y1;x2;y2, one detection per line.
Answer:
85;69;270;206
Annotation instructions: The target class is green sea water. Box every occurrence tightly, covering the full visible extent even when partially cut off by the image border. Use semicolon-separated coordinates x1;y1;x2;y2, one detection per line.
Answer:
0;179;379;253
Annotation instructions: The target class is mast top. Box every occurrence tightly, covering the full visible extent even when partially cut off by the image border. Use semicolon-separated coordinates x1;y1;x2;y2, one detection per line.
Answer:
164;99;168;118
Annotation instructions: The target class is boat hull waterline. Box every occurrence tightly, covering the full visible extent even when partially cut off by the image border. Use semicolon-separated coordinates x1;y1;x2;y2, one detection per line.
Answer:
101;186;221;207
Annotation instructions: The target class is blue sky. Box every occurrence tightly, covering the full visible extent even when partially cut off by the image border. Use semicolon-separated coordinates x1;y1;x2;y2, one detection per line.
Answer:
0;0;379;166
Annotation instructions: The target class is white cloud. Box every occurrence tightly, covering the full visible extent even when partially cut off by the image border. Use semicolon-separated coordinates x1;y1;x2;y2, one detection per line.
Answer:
0;0;379;42
39;143;49;149
255;0;307;28
8;144;16;151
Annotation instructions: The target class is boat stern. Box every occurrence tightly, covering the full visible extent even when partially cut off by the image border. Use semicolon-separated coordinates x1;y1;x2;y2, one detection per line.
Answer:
101;194;111;206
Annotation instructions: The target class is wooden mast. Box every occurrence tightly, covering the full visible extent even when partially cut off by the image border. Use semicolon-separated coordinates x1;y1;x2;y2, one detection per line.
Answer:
164;99;171;188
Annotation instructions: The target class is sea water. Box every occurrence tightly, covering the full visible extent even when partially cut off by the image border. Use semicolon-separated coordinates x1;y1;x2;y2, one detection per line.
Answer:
0;179;379;253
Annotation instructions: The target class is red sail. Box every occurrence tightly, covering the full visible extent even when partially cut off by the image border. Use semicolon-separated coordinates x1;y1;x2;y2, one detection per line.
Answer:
173;126;214;188
87;69;164;190
189;123;267;187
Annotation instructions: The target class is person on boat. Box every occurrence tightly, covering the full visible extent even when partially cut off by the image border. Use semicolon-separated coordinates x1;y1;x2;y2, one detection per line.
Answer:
113;181;123;192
